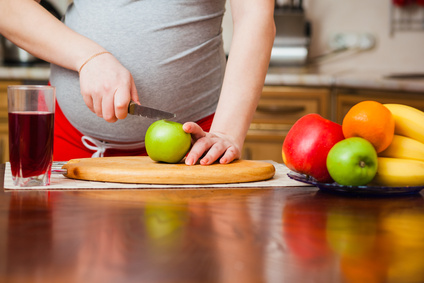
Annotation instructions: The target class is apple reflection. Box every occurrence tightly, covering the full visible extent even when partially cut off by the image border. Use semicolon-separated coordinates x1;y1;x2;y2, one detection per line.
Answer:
144;202;189;252
326;208;378;258
282;191;424;283
381;204;424;283
282;193;333;268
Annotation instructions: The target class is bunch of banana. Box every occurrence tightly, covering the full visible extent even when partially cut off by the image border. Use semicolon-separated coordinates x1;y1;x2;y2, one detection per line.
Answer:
379;135;424;161
372;157;424;187
372;104;424;187
384;104;424;144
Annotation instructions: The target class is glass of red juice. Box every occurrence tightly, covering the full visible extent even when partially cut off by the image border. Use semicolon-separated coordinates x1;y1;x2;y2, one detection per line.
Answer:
7;85;55;186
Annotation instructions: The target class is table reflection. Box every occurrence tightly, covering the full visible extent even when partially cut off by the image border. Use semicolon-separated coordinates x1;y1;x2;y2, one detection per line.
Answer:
280;191;424;283
1;188;424;283
6;192;53;281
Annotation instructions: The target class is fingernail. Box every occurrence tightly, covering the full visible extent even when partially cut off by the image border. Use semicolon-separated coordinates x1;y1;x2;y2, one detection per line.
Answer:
185;157;193;165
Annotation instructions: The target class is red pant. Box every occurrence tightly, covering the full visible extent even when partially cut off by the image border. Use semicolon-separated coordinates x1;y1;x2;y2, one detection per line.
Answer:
53;101;214;161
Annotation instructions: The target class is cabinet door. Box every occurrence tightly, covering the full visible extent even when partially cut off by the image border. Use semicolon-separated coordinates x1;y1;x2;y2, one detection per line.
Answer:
255;86;331;123
243;125;290;163
336;90;424;124
0;80;23;163
243;86;331;162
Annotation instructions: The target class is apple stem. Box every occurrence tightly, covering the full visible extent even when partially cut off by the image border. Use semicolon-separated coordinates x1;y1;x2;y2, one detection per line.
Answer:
359;160;366;168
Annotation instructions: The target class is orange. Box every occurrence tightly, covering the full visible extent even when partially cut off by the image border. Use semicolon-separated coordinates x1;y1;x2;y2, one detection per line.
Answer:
342;101;395;153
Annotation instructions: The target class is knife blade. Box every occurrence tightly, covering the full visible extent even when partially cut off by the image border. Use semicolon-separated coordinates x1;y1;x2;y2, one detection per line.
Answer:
128;101;176;120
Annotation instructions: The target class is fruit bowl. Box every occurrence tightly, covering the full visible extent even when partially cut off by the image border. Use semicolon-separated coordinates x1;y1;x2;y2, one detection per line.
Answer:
287;171;424;196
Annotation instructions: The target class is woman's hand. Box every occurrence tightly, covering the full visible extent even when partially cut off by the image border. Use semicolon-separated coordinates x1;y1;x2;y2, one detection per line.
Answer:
187;0;274;166
78;52;139;123
0;1;140;123
183;122;242;166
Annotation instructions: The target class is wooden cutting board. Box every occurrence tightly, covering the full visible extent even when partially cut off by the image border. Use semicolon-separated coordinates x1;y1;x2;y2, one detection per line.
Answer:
62;156;276;185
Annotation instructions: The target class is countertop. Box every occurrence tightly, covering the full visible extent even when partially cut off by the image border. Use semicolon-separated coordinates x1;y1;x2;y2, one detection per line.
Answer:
0;63;50;81
1;64;424;93
1;163;423;283
266;66;424;93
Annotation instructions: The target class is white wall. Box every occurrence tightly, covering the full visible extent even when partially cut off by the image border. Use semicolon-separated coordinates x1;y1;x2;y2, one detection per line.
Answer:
222;0;424;73
223;1;233;53
54;0;424;73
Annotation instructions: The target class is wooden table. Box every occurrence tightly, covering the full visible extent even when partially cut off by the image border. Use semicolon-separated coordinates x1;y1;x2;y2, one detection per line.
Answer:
0;166;423;283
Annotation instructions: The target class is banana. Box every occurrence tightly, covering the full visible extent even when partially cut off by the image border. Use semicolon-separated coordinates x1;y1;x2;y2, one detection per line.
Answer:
372;157;424;187
383;104;424;144
379;135;424;162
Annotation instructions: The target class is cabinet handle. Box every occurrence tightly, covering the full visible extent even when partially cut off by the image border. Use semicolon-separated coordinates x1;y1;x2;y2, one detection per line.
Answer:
256;105;305;114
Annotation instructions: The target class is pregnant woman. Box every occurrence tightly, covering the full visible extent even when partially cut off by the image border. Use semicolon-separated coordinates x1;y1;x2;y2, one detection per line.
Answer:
0;0;275;164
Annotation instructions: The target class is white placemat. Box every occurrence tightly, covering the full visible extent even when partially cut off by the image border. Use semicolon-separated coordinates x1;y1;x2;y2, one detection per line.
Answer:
3;161;310;190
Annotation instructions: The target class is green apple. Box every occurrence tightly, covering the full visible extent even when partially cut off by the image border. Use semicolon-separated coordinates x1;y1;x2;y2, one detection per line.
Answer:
144;203;188;239
144;203;188;251
326;209;378;257
326;137;378;186
145;120;191;163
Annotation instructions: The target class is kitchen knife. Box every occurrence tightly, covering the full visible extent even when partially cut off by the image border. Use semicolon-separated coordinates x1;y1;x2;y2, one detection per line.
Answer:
128;101;176;119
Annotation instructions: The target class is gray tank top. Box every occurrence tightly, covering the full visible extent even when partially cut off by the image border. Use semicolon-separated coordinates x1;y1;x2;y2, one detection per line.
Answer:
50;0;226;143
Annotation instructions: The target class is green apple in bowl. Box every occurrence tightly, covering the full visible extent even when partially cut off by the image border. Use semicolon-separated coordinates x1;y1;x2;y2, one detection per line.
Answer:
326;137;378;186
145;120;191;163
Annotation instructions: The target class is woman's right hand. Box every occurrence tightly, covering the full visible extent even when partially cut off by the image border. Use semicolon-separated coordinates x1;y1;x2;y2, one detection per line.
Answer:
0;1;138;124
1;1;139;123
78;52;139;123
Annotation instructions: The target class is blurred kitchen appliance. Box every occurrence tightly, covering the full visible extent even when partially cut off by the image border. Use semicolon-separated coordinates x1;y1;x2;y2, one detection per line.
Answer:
270;0;311;66
0;0;61;65
0;37;40;65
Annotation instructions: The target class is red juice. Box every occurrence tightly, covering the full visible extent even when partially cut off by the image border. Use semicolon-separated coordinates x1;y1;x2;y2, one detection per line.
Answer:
8;111;54;178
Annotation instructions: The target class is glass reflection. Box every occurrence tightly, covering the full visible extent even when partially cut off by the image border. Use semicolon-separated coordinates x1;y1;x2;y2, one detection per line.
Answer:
6;191;53;279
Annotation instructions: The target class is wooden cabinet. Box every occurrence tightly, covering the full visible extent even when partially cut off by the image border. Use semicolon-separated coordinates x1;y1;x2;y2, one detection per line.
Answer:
335;88;424;124
1;79;422;165
242;86;331;163
244;86;424;163
0;80;23;163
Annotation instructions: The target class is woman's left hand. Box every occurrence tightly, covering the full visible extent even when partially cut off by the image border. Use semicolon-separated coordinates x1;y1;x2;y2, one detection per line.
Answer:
183;122;241;166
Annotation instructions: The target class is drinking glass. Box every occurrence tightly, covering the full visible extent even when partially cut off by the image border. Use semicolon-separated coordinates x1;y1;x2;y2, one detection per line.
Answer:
7;85;55;186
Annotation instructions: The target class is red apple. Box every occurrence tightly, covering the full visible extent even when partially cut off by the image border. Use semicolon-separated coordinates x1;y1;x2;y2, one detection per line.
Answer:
282;114;344;183
282;199;332;267
392;0;414;6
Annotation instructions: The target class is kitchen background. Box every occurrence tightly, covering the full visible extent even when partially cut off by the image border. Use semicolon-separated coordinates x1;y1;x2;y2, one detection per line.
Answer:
222;0;424;74
0;0;423;164
3;0;424;74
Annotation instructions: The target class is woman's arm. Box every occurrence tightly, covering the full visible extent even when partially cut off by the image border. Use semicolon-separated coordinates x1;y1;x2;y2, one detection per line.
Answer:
184;0;275;165
0;0;138;122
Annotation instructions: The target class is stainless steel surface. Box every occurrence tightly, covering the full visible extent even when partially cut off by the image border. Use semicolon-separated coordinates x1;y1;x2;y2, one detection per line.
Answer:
384;73;424;79
1;37;40;65
51;161;67;175
0;1;62;65
52;169;67;174
270;46;309;65
127;101;176;120
271;1;310;66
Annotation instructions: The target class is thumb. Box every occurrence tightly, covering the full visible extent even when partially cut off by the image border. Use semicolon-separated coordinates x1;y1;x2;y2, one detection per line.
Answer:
183;122;205;140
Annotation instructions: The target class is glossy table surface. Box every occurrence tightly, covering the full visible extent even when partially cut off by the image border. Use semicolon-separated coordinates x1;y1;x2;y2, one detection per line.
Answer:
1;166;424;283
